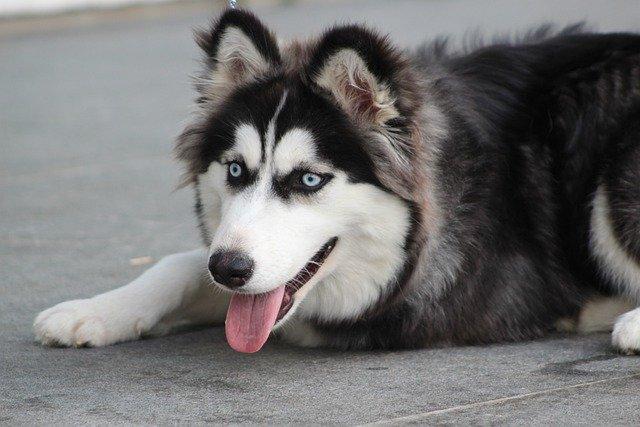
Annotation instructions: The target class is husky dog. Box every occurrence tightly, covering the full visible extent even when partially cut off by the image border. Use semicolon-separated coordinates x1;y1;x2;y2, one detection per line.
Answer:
34;10;640;353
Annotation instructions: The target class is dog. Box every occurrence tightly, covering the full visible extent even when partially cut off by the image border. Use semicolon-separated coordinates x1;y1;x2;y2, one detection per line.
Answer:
34;9;640;354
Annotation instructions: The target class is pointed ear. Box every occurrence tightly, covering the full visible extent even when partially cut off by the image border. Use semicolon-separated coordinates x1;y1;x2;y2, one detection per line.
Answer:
308;26;409;127
195;9;281;105
308;26;430;201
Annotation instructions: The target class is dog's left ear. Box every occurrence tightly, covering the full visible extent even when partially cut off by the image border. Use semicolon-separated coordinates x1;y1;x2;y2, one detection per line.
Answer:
307;26;417;127
308;26;426;200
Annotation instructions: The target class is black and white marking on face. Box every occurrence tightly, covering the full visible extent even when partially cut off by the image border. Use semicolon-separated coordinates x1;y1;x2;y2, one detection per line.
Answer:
195;77;412;326
200;79;383;199
219;88;335;200
200;80;355;298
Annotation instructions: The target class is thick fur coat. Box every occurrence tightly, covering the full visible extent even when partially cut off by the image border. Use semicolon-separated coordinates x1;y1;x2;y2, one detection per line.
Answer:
34;10;640;354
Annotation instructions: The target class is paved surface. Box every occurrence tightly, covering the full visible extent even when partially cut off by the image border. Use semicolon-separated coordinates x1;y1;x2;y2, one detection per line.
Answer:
2;0;640;423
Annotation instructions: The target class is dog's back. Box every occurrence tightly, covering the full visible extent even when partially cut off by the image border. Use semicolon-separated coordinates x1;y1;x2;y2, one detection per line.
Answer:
316;29;640;350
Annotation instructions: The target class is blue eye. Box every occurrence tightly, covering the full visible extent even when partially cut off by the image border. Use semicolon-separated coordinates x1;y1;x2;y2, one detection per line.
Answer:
228;162;243;178
301;172;323;188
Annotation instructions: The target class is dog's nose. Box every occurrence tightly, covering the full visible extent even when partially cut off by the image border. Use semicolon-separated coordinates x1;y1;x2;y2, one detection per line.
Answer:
208;250;254;289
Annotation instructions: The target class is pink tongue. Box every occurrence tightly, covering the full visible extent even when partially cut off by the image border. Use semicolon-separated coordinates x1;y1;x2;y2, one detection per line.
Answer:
225;286;285;353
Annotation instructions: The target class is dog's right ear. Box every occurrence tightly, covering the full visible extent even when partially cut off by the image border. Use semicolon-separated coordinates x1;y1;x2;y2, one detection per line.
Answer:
194;9;281;105
176;10;281;188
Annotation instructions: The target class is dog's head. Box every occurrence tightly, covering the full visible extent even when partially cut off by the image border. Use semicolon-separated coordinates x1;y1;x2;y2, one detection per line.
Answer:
176;9;429;352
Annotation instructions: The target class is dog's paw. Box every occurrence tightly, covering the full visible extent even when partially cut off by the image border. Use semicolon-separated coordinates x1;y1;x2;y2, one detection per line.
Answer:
612;308;640;355
34;299;117;348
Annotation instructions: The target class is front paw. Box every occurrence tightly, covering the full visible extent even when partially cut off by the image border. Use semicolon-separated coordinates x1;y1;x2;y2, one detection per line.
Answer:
612;308;640;355
34;299;118;348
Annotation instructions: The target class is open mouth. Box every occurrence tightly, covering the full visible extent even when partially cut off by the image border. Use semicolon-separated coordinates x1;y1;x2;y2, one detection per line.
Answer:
276;237;338;322
224;237;338;354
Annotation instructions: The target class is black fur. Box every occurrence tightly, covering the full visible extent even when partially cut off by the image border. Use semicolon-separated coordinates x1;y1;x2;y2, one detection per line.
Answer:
605;116;640;262
274;81;384;187
315;29;640;349
185;78;285;177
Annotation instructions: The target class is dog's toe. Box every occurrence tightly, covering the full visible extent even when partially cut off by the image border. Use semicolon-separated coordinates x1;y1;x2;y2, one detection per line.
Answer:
34;300;108;348
612;308;640;355
73;317;108;347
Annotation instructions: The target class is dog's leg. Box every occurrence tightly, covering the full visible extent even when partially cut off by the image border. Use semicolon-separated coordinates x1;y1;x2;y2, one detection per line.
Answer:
592;185;640;353
34;248;229;347
278;319;327;348
572;296;636;334
590;134;640;354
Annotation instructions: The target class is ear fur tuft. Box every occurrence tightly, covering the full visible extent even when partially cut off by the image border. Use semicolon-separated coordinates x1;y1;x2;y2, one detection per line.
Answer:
308;25;407;126
314;48;399;125
196;9;281;66
193;9;281;106
307;25;429;201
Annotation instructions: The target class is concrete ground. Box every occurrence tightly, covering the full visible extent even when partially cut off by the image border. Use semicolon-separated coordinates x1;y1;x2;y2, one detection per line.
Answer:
2;0;640;423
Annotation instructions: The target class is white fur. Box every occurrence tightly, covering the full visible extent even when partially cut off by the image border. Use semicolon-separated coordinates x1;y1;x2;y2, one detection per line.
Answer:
263;91;288;158
206;92;336;297
590;185;640;352
277;318;326;348
199;91;411;325
314;48;399;125
198;27;272;108
34;249;229;347
203;160;409;323
216;28;269;78
228;123;262;169
590;185;640;299
576;296;635;334
297;184;409;322
202;163;410;327
198;163;224;235
198;124;262;236
612;307;640;354
273;128;321;174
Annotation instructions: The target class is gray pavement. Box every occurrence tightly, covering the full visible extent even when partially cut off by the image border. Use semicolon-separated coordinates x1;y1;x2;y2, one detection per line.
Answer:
2;0;640;423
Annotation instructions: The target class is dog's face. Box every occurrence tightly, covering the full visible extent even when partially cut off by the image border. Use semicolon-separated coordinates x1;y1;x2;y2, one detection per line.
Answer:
176;10;425;352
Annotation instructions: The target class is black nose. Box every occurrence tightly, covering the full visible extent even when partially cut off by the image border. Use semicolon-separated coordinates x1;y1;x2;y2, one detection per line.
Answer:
208;250;254;289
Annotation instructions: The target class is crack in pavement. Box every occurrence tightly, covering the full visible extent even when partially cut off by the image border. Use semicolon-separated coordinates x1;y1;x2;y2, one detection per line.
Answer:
366;372;640;425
